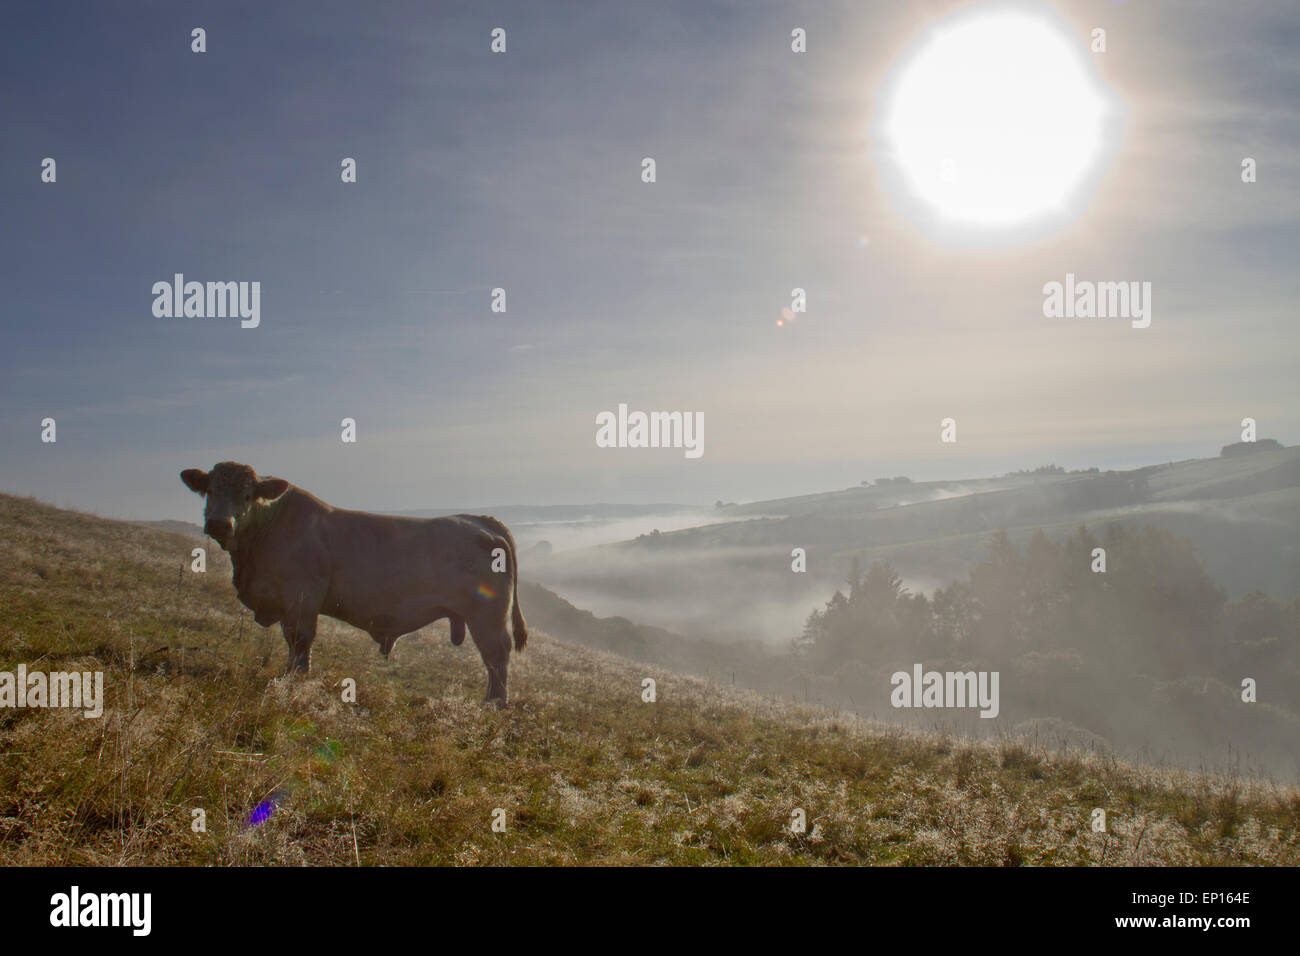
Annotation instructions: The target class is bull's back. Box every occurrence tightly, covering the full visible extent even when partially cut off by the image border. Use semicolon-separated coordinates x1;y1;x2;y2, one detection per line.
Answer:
322;511;490;622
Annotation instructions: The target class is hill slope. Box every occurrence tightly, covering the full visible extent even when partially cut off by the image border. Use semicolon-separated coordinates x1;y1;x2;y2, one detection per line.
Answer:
0;493;1296;865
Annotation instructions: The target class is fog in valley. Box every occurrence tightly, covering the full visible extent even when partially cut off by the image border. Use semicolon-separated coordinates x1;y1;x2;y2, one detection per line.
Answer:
516;444;1300;779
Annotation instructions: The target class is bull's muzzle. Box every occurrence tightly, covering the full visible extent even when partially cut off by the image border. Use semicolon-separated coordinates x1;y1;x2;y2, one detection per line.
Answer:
204;518;233;546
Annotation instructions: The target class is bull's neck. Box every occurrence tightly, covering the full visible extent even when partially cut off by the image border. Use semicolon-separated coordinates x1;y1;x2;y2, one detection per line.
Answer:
229;491;293;563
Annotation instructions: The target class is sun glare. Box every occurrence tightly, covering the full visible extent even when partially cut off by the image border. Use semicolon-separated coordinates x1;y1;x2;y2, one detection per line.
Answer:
885;11;1108;226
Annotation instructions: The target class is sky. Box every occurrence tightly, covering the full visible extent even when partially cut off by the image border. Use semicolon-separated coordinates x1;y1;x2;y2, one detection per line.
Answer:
2;0;1298;520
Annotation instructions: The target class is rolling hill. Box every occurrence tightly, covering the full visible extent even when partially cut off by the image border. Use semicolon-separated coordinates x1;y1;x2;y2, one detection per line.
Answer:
529;445;1300;644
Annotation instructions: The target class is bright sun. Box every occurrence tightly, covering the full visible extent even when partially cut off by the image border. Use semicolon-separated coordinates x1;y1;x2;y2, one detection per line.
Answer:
886;11;1108;226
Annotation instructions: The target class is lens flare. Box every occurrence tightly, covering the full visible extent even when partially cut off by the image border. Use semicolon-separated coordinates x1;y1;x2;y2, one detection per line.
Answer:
247;789;286;828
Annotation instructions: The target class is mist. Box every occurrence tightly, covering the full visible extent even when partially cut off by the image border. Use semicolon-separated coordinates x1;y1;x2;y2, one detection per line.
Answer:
519;445;1300;779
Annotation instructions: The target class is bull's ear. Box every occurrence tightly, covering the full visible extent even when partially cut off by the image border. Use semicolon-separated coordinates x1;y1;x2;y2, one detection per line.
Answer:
254;477;289;501
180;469;209;495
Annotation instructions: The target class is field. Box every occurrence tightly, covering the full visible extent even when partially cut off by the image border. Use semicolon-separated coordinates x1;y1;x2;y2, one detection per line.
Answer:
1;492;1297;865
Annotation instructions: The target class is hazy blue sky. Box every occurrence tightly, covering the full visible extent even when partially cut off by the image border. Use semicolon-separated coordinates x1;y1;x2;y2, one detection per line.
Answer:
2;0;1297;519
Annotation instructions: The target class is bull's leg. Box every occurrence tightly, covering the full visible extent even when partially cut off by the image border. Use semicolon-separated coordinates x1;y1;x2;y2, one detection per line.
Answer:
281;611;318;674
467;613;511;705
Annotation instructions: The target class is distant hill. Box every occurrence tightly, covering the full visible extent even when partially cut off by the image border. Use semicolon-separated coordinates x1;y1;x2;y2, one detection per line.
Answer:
394;503;696;522
135;518;205;539
1221;438;1284;457
530;445;1300;643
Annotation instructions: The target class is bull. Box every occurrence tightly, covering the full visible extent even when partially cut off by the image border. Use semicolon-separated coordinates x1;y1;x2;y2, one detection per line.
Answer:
179;461;526;702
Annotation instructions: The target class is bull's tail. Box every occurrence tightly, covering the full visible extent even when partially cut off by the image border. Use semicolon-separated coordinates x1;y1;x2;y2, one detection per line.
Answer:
477;515;528;651
511;589;528;652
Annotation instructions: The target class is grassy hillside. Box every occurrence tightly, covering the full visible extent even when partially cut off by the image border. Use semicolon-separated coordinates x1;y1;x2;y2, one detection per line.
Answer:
1;493;1297;865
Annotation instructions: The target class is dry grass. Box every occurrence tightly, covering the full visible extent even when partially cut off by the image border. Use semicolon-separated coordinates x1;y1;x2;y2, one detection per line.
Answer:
0;492;1297;865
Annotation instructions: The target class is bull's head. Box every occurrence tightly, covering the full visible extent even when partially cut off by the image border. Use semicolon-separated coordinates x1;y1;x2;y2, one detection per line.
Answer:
180;461;289;549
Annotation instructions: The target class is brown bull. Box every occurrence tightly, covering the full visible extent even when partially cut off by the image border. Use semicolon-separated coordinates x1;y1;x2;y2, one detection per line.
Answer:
180;462;526;702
